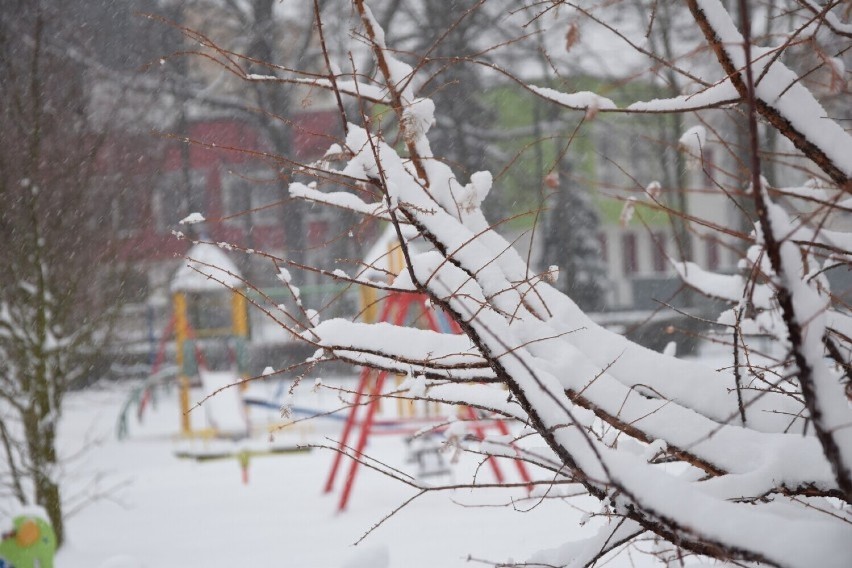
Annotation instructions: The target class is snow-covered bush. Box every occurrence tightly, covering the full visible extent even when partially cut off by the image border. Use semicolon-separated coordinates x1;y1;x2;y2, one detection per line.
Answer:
192;1;852;565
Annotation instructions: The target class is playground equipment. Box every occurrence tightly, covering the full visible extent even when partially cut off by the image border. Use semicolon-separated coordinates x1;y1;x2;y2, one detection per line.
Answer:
113;246;324;478
118;243;322;457
116;364;178;440
405;434;450;480
324;229;531;511
0;511;56;568
117;243;252;440
171;243;250;437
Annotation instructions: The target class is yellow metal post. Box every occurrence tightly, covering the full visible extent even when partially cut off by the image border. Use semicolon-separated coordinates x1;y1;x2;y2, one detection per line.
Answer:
395;375;415;418
360;286;378;324
231;292;248;338
388;242;403;281
179;376;191;436
173;292;192;436
231;291;249;395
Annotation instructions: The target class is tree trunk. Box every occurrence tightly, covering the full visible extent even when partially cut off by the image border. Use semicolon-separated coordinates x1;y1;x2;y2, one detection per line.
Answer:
23;408;64;546
36;470;63;546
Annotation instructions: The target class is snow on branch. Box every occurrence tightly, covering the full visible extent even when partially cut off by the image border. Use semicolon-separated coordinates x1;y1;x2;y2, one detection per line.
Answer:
527;85;617;112
308;319;494;381
288;182;392;220
626;79;740;111
687;0;852;189
255;1;852;565
529;80;742;114
762;195;852;497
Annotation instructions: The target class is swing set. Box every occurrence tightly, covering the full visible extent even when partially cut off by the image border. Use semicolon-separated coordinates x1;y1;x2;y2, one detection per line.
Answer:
324;233;531;512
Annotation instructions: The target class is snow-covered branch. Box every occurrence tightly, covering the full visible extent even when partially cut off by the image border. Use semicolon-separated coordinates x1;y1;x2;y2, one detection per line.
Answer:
240;1;852;565
686;0;852;189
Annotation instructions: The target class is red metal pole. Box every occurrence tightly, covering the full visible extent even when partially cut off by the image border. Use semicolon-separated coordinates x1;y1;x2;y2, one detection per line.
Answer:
323;367;372;493
493;415;532;488
464;405;505;484
337;292;413;511
138;316;177;421
323;294;400;494
337;370;388;511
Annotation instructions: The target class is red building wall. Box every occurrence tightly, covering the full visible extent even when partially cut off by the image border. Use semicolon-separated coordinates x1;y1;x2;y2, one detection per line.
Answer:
106;111;340;262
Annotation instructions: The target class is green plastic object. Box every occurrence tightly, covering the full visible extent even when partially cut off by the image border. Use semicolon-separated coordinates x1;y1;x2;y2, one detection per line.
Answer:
0;514;56;568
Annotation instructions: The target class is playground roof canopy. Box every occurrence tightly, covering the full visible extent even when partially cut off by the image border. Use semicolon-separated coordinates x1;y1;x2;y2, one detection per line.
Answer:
171;243;243;292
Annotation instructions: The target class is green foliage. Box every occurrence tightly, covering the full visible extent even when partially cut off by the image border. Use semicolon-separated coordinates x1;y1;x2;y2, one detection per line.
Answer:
476;76;686;231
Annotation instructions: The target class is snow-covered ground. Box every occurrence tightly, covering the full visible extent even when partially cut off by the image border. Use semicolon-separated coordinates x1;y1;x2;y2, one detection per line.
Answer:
33;377;617;568
4;344;746;567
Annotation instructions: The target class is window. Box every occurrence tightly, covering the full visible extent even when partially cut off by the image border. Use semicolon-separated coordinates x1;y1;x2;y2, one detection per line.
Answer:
703;148;716;186
307;219;329;247
706;239;720;271
187;292;232;333
222;170;280;227
251;182;282;226
113;184;145;235
155;171;207;231
622;232;638;275
223;176;251;222
120;267;149;303
598;232;608;263
652;232;667;273
96;174;147;235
